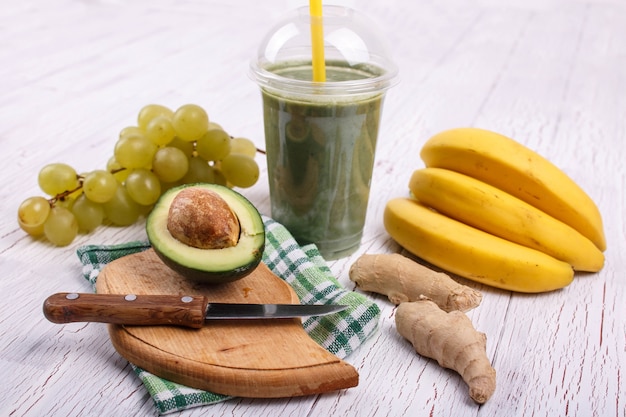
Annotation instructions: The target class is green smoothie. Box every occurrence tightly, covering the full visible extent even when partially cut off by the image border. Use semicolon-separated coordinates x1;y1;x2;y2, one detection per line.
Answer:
261;60;385;259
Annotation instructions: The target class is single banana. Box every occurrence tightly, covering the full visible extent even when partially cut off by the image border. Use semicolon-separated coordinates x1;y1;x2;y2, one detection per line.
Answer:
409;168;604;272
420;128;606;251
383;197;574;293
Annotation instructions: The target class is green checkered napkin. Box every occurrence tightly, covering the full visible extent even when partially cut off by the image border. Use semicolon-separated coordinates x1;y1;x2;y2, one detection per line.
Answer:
77;216;380;415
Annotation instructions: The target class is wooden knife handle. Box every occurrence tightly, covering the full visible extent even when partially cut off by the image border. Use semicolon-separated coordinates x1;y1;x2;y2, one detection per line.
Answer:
43;293;208;328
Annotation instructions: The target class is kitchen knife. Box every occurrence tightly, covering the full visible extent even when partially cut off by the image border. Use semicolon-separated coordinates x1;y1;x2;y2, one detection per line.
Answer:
43;293;348;328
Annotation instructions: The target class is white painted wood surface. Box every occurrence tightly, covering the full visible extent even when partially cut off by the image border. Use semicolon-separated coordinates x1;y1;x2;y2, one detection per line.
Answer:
1;0;624;416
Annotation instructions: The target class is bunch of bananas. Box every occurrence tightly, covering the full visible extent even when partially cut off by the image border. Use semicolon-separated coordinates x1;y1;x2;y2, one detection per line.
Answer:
384;128;606;293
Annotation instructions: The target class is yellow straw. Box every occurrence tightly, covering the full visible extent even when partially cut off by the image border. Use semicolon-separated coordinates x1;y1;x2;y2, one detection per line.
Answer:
309;0;326;82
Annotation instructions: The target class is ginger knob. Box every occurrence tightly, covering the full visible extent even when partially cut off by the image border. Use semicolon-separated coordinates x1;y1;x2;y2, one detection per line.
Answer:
350;253;482;312
395;300;496;404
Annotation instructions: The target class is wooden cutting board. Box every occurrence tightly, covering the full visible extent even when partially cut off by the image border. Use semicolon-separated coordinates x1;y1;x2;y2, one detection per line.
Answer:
95;248;358;398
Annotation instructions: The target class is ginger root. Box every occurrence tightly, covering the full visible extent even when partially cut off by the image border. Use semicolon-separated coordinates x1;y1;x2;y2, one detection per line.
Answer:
349;253;482;312
395;300;496;404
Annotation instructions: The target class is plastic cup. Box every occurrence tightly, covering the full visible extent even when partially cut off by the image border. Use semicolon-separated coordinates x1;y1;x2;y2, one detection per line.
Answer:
250;5;398;260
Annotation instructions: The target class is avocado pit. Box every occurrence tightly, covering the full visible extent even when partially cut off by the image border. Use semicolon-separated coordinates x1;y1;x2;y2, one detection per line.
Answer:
167;187;240;249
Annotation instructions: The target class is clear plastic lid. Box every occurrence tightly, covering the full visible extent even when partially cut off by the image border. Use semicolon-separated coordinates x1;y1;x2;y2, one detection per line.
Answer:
250;5;399;96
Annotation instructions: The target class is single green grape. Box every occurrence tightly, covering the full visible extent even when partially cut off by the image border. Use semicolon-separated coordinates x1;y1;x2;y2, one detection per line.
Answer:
169;137;195;157
106;156;129;183
208;121;223;130
220;154;260;188
125;168;161;206
38;163;79;196
145;115;176;146
83;170;118;203
230;137;258;158
44;206;79;246
172;104;209;142
114;133;157;169
102;186;141;226
72;194;104;232
196;128;231;161
180;157;215;184
152;147;189;183
137;104;174;130
17;196;51;236
119;126;145;141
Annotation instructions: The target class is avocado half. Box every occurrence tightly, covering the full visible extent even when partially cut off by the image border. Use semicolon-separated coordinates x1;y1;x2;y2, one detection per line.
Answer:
146;183;265;284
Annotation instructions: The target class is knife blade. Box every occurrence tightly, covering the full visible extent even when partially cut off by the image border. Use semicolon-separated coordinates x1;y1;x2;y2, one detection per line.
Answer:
43;292;348;328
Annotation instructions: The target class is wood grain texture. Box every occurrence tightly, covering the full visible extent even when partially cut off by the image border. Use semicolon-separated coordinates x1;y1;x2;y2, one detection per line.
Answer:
1;0;625;416
95;249;358;397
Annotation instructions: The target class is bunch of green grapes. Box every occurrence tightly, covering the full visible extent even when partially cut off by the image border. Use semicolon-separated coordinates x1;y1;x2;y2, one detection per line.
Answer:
17;103;261;247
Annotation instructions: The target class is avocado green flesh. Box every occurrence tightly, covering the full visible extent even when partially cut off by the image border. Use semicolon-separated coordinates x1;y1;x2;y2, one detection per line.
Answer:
146;184;265;283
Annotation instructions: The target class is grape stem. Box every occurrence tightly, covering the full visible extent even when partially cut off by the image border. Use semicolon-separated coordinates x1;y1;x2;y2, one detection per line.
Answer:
47;168;127;205
49;183;82;204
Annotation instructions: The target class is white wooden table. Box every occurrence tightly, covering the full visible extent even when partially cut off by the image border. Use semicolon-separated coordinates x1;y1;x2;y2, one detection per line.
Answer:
1;0;624;416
